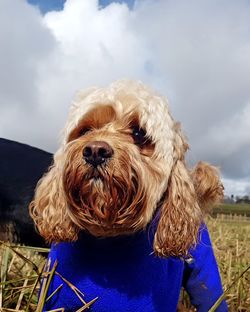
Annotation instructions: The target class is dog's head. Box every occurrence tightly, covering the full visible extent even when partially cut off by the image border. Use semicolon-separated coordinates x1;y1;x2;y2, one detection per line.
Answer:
30;80;223;257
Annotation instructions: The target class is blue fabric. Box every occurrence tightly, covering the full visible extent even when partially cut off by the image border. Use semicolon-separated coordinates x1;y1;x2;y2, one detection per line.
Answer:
44;225;228;312
183;225;228;312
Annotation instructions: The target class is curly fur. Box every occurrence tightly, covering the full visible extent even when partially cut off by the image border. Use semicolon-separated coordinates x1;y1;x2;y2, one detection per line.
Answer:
191;161;224;213
30;80;223;257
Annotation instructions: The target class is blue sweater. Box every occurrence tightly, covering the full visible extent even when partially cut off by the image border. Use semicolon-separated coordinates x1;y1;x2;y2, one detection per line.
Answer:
44;225;228;311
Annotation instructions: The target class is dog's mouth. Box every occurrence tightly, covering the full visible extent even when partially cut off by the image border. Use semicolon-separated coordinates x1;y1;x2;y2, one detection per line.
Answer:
63;164;147;237
84;166;104;181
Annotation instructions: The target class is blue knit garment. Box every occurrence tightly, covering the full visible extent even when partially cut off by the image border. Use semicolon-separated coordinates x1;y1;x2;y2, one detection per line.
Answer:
44;225;228;311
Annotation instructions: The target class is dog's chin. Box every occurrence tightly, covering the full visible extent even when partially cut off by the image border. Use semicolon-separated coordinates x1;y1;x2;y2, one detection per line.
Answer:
64;167;148;237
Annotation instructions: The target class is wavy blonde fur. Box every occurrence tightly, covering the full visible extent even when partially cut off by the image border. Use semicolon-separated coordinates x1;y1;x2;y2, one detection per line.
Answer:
30;149;79;243
30;80;222;257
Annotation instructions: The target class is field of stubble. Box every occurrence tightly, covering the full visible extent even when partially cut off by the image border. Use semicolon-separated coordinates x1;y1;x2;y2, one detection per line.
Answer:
0;206;250;311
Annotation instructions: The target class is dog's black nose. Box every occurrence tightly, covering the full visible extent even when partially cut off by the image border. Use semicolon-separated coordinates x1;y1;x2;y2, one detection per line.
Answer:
83;141;114;167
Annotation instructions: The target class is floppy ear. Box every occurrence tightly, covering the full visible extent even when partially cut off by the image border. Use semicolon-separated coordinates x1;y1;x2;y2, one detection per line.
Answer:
191;161;224;213
154;123;202;257
29;149;79;243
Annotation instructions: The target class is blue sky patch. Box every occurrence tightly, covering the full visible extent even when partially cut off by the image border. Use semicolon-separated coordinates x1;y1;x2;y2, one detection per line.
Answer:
99;0;134;9
27;0;65;14
27;0;135;14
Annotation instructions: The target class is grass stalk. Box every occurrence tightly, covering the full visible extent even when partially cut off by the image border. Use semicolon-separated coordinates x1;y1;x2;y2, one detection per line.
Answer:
208;265;250;312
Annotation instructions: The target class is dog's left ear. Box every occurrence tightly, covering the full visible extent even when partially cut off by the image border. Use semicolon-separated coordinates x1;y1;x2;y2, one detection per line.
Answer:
153;123;202;257
191;161;224;212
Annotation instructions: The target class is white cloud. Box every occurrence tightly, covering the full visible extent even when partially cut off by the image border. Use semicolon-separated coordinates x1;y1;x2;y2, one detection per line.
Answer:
194;102;250;179
0;0;55;147
0;0;250;195
223;177;250;197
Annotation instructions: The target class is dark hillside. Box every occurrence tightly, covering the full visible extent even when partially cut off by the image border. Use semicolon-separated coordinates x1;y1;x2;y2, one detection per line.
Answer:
0;138;52;246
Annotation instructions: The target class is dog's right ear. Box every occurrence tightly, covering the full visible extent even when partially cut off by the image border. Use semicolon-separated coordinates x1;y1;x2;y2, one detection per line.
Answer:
29;149;79;243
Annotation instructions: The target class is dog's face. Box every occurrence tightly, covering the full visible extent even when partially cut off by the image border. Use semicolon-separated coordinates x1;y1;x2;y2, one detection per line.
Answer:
30;81;223;257
64;102;170;237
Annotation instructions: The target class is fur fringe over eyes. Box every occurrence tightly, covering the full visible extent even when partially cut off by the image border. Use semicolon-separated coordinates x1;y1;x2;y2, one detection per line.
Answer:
29;80;224;257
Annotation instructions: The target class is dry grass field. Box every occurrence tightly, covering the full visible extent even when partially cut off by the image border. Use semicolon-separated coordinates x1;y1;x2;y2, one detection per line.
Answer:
179;213;250;312
0;208;250;311
207;215;250;311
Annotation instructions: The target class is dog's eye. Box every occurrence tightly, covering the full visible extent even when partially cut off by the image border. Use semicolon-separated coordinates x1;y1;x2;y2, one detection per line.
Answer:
132;126;148;146
79;127;91;136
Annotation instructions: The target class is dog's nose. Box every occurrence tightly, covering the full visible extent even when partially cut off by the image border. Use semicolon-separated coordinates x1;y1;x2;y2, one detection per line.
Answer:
83;141;114;167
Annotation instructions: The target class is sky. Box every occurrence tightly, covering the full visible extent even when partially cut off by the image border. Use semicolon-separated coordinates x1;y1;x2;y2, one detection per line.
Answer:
0;0;250;196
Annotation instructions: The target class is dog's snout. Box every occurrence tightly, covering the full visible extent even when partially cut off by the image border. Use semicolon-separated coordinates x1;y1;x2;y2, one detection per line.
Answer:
83;141;114;167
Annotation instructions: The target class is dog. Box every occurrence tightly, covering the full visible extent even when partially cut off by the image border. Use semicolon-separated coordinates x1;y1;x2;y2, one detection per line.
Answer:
30;80;227;311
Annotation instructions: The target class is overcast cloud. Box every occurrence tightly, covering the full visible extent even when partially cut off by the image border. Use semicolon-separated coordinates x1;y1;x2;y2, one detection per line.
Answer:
0;0;250;196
